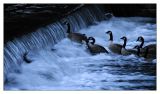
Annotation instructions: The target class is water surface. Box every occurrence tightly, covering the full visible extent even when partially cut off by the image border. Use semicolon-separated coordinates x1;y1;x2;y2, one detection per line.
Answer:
4;17;156;90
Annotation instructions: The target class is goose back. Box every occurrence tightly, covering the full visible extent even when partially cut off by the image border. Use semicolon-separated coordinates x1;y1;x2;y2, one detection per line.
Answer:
87;37;108;54
68;33;87;43
65;22;87;43
121;48;137;56
108;42;122;54
137;36;156;55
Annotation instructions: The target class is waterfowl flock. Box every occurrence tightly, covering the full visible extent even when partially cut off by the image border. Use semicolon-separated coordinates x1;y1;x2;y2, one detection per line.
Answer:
23;22;156;63
64;22;156;61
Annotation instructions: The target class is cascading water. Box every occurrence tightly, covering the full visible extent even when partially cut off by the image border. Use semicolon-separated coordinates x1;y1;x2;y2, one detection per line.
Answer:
4;5;106;86
4;5;156;90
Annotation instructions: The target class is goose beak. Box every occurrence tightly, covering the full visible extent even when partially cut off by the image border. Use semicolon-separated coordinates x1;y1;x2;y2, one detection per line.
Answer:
133;46;136;49
120;37;124;39
106;31;110;34
133;45;139;49
136;38;139;41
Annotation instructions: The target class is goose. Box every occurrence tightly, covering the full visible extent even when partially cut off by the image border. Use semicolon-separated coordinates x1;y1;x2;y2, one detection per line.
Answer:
23;52;32;63
86;37;108;55
144;46;156;60
64;21;87;44
134;45;145;57
120;36;137;55
137;36;156;55
106;31;122;54
134;45;156;60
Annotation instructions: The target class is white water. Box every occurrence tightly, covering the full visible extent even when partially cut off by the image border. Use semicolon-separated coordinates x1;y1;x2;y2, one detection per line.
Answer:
4;17;156;90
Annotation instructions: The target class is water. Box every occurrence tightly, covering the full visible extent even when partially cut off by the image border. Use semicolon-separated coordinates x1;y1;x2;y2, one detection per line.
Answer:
4;17;156;90
4;5;106;77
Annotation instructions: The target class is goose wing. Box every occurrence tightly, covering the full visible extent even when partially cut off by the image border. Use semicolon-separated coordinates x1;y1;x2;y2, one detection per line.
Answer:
127;49;137;55
146;53;156;59
144;44;156;54
89;44;108;54
109;43;122;54
145;44;156;48
121;48;136;55
68;33;87;43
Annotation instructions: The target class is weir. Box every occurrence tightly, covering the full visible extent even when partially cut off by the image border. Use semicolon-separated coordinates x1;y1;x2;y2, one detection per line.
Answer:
4;5;108;80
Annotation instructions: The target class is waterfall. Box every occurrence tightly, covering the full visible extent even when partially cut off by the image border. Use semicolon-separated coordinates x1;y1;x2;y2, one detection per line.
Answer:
4;5;108;81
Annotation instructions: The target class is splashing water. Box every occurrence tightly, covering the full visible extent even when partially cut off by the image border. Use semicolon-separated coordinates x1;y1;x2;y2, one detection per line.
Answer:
4;17;156;90
4;5;106;77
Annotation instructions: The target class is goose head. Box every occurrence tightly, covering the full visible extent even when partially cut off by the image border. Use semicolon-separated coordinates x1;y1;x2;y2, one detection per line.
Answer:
120;36;127;41
106;31;112;34
106;31;113;41
120;36;127;48
137;36;144;42
87;37;95;45
137;36;144;48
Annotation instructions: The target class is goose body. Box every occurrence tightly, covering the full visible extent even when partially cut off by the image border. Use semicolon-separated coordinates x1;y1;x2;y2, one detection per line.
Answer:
65;22;87;43
137;36;156;55
143;44;156;54
108;41;122;54
134;45;145;57
121;48;137;56
67;33;87;43
144;46;156;60
86;37;108;55
134;45;156;60
106;31;122;54
120;36;137;56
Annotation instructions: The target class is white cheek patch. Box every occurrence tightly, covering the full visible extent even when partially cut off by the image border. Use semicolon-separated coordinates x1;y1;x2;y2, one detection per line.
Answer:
82;40;87;45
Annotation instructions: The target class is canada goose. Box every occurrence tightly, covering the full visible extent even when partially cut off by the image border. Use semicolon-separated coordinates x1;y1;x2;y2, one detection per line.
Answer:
23;52;32;63
106;31;122;54
134;45;145;57
120;36;137;55
144;46;156;59
134;45;156;60
137;36;156;55
64;21;87;43
86;37;108;55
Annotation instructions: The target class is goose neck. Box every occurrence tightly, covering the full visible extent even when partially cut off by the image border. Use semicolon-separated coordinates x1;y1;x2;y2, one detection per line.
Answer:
140;40;144;48
136;47;140;56
122;39;127;48
109;33;113;41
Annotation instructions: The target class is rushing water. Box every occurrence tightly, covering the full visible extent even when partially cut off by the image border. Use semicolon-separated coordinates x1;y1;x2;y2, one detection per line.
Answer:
4;17;156;90
4;5;106;78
